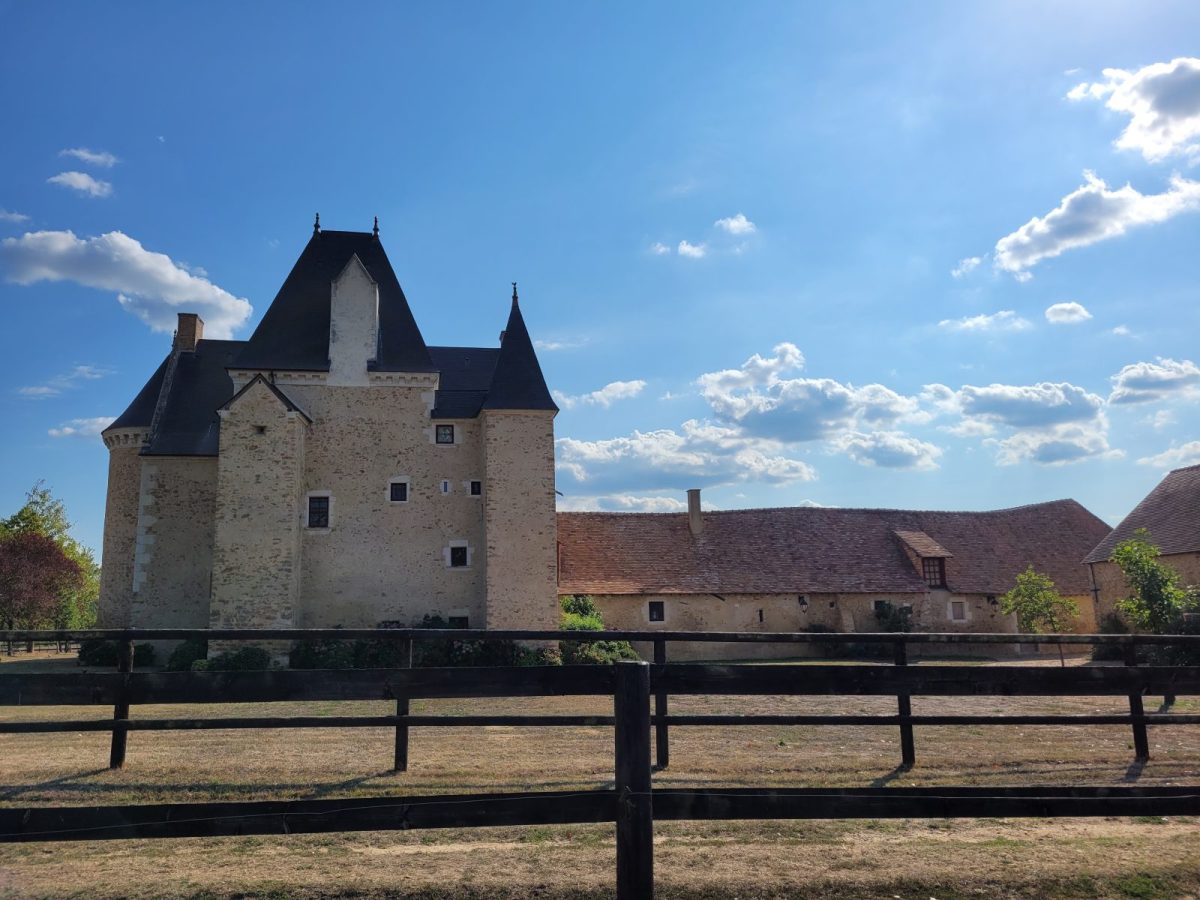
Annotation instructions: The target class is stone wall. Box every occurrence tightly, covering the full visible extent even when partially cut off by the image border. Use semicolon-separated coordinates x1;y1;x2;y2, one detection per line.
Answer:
275;382;489;629
210;381;305;629
97;429;149;627
129;457;218;629
483;410;559;630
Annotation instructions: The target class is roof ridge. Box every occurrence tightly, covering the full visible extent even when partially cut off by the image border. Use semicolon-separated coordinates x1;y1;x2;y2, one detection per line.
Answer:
557;498;1086;518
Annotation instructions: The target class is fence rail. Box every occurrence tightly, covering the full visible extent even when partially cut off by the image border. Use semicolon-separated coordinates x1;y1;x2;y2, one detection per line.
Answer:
2;653;1199;898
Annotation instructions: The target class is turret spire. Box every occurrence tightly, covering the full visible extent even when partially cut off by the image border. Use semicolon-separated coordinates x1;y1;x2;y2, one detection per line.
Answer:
373;216;379;238
313;212;320;235
512;281;518;304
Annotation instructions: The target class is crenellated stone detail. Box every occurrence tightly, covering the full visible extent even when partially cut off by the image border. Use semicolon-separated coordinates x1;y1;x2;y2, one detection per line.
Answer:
369;371;440;388
102;428;151;450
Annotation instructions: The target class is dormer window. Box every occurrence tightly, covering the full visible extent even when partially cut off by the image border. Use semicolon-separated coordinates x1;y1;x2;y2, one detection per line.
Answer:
923;557;946;588
436;424;455;445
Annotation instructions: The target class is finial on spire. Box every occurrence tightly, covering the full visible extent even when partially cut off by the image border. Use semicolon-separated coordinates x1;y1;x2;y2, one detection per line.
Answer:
373;216;379;238
511;281;518;305
313;212;321;235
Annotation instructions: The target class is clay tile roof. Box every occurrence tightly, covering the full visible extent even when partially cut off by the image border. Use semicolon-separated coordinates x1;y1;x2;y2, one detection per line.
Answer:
893;530;952;558
558;500;1110;597
1084;464;1200;563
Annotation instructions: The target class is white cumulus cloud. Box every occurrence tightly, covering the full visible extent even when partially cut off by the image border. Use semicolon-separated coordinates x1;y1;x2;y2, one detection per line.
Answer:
47;171;113;198
554;380;647;411
1045;301;1093;324
714;213;757;235
1109;358;1200;404
938;310;1032;332
0;209;29;224
59;147;119;168
48;416;115;439
677;240;706;259
830;430;943;470
0;229;253;338
1068;58;1200;163
993;172;1200;276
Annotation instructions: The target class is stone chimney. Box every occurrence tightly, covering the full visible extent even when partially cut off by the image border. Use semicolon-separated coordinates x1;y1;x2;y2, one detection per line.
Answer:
687;488;703;536
174;313;204;352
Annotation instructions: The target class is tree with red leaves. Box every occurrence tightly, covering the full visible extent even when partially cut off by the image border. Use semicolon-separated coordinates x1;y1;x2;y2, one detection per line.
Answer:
0;531;84;632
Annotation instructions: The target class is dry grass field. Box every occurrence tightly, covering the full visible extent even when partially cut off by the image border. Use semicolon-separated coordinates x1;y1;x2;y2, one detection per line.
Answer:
2;651;1199;899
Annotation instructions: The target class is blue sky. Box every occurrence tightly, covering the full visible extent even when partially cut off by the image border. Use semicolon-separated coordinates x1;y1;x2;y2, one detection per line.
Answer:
2;1;1199;557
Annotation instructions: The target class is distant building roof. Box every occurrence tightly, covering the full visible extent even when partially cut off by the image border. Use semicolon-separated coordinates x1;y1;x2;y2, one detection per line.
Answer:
232;230;435;373
558;500;1109;597
893;530;953;558
1084;464;1200;563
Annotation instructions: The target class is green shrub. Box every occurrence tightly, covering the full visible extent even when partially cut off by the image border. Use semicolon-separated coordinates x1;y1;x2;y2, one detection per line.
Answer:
289;638;358;670
558;594;638;664
78;639;156;667
194;646;273;671
1092;612;1129;662
166;638;208;672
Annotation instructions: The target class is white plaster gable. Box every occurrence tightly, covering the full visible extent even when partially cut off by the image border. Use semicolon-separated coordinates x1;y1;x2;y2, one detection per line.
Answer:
328;253;379;386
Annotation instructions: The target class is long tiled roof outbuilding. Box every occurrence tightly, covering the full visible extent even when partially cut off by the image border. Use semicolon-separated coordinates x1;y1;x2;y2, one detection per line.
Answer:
1084;464;1200;563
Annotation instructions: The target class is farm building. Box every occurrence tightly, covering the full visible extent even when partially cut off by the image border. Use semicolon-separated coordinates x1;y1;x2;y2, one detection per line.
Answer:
557;490;1112;659
1084;463;1200;620
98;219;560;634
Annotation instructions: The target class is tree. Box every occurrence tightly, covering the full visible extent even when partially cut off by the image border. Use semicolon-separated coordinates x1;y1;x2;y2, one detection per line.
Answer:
0;531;84;649
999;567;1077;666
1;483;100;629
1110;529;1198;634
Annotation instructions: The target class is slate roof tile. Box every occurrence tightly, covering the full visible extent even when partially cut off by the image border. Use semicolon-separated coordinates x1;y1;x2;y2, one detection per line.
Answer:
1084;464;1200;563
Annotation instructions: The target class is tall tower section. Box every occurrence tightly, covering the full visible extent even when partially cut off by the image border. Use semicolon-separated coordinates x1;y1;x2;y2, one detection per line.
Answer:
482;288;560;630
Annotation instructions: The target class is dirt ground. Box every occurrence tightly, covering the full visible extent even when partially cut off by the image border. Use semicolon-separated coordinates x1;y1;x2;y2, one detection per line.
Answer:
1;650;1198;898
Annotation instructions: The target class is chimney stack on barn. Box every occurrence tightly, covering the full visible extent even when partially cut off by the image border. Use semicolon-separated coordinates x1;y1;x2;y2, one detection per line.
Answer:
174;313;204;352
687;488;703;535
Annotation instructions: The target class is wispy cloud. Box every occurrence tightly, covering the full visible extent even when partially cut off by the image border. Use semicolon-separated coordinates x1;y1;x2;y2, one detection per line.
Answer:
1045;301;1092;324
938;310;1032;332
18;364;112;399
47;416;115;439
47;171;113;198
59;147;119;168
713;213;756;235
555;380;647;410
1137;441;1200;468
0;209;29;224
649;242;671;255
0;229;252;338
950;256;983;278
677;240;706;259
1068;57;1200;163
993;172;1200;276
534;338;586;352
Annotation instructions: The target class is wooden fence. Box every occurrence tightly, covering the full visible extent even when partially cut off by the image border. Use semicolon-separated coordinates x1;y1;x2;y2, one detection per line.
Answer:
2;630;1200;897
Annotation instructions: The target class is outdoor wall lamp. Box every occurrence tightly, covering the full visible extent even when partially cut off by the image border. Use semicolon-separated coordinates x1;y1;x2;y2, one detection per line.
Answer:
797;595;808;612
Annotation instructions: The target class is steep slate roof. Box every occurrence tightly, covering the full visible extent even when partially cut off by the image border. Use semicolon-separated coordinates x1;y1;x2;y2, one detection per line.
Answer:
1084;464;1200;563
482;296;558;412
428;346;500;419
106;355;171;431
558;500;1109;597
219;373;313;422
231;230;434;373
142;340;243;456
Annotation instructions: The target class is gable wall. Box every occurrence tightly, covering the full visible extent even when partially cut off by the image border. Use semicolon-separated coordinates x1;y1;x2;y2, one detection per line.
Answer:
1090;552;1200;622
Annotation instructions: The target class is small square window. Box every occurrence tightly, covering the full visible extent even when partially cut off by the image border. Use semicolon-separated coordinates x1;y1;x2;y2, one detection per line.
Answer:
436;424;455;444
450;546;468;568
950;600;966;621
390;481;408;502
648;600;664;622
923;557;946;588
307;496;329;529
448;615;469;629
470;480;482;496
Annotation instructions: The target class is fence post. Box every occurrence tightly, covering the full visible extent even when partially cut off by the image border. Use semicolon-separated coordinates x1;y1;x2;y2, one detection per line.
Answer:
614;660;653;900
653;639;668;769
108;638;134;769
1124;641;1150;762
393;637;413;772
894;637;915;768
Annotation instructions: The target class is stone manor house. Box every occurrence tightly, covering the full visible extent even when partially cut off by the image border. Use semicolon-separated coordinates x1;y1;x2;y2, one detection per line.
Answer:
99;221;559;633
